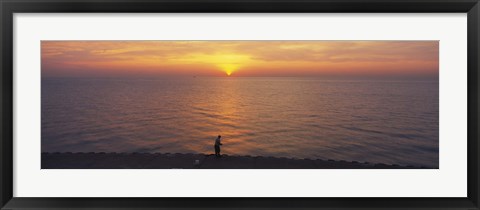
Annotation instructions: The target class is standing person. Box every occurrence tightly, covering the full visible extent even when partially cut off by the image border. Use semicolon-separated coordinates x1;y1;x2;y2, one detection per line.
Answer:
214;135;222;157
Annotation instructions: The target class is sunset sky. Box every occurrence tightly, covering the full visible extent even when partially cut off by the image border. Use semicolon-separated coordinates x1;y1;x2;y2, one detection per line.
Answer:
41;41;439;78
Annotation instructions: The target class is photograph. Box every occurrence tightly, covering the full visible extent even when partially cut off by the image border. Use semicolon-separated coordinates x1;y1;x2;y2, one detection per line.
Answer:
3;0;478;208
40;40;439;169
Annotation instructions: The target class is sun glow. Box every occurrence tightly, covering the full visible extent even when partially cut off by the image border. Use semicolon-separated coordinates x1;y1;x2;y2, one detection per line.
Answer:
212;54;250;76
171;53;250;76
219;63;237;76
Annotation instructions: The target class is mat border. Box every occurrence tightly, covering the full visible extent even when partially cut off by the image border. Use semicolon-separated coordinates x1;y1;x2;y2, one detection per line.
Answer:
1;0;479;209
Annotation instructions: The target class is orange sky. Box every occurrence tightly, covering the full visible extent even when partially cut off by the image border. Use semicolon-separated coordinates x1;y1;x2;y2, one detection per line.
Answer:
41;41;438;78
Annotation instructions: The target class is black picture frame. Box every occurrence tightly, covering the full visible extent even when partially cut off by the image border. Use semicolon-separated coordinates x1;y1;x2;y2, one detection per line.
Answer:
1;0;479;209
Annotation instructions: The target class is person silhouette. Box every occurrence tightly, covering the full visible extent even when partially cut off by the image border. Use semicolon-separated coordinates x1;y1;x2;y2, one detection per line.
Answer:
214;135;223;157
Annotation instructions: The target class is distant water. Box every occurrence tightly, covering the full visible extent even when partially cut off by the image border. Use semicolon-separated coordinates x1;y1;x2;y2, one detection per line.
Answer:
42;77;439;168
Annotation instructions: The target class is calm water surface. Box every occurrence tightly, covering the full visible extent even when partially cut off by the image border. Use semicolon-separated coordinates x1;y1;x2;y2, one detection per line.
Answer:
42;77;439;167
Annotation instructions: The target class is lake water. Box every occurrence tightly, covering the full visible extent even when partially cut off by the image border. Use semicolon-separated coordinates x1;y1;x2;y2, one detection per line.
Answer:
42;77;439;168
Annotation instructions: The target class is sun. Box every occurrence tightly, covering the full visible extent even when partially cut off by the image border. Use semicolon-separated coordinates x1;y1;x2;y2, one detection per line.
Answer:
180;53;249;76
211;54;250;76
220;63;237;76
